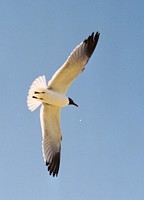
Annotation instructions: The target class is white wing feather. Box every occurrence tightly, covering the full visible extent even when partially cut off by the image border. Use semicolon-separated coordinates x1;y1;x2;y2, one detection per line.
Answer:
48;32;100;93
40;103;62;177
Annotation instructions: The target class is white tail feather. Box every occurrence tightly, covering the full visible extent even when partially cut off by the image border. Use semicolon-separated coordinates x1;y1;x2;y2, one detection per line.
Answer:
27;75;47;112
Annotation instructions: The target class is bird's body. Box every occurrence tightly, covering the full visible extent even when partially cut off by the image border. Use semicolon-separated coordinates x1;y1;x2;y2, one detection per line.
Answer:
32;87;69;107
27;32;100;176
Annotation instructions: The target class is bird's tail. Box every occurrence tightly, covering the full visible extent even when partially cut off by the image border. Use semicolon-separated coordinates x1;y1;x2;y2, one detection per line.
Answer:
27;75;47;112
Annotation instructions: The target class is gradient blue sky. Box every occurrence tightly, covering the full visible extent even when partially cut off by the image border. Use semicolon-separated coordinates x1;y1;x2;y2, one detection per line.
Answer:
0;0;144;199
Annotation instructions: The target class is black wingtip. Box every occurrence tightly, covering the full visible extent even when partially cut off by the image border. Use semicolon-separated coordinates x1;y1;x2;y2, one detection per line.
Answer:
46;152;60;177
84;32;100;58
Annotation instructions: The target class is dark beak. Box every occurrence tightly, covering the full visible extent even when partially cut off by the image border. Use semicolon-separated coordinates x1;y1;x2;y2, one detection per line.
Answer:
68;97;78;107
73;102;78;107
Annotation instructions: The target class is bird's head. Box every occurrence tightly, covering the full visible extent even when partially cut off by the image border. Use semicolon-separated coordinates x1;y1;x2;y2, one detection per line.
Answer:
68;97;78;107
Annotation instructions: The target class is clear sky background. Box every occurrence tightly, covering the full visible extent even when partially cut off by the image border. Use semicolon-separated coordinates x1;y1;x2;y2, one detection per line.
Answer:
0;0;144;199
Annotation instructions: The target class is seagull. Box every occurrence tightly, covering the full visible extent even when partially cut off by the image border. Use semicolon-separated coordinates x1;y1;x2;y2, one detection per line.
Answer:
27;32;100;177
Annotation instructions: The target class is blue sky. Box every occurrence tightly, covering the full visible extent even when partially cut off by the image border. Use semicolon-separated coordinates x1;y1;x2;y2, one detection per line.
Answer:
0;0;144;199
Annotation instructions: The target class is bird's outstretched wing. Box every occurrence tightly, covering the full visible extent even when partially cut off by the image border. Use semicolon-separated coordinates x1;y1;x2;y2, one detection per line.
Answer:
40;103;62;177
48;32;100;93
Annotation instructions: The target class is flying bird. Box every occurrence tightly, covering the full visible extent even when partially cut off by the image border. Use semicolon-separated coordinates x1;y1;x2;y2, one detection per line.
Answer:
27;32;100;177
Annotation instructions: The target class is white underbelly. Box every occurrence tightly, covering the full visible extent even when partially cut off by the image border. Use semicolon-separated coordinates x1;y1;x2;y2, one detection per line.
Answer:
39;89;69;107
